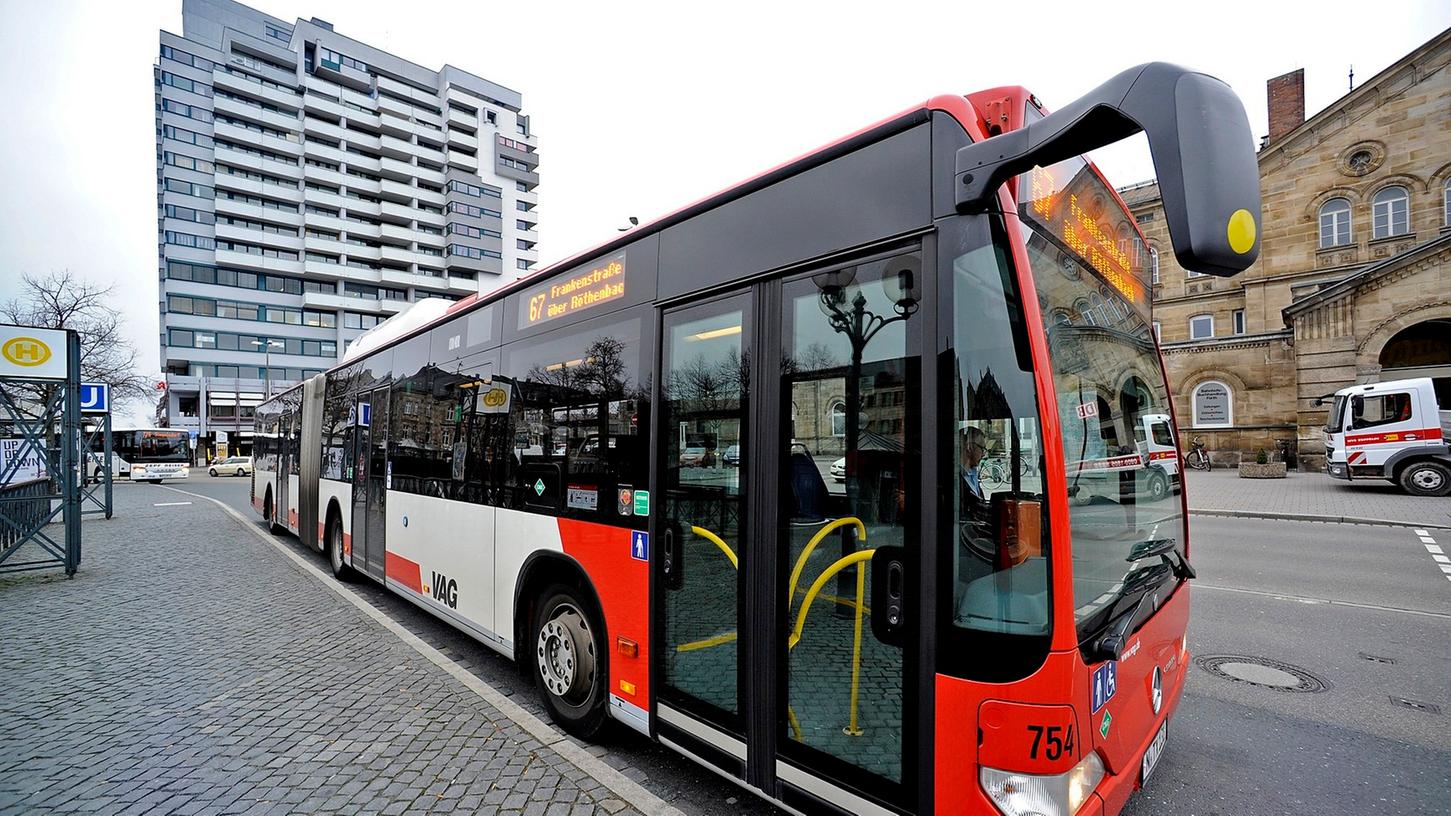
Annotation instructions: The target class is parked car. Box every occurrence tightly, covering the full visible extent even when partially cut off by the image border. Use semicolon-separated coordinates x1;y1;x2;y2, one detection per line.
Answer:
723;444;741;467
679;447;708;468
209;456;252;477
830;457;846;482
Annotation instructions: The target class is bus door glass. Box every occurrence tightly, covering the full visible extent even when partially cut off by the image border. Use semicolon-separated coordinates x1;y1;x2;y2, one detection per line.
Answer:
658;293;751;742
776;248;920;801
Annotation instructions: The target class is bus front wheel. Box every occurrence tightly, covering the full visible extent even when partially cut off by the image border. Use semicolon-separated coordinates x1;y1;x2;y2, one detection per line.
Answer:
327;512;354;581
531;585;608;740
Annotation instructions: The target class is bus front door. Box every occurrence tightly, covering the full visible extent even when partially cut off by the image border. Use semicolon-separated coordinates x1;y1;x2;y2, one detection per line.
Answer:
351;389;389;581
656;250;918;815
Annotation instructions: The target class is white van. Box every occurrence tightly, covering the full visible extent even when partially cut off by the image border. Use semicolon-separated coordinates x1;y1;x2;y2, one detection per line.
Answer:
1323;377;1451;496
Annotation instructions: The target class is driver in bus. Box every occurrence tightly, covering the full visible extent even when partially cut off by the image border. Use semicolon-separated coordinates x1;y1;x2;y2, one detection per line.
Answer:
959;425;989;516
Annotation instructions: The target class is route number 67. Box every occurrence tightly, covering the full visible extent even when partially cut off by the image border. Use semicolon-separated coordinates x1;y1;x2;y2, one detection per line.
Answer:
1026;724;1075;761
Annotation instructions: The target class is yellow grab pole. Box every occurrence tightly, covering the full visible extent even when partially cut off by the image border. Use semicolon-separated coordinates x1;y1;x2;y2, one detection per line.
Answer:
843;562;866;736
789;549;875;649
690;525;738;569
787;517;866;607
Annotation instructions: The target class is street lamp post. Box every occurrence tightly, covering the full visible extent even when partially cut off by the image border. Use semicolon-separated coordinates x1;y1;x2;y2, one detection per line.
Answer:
251;339;284;400
815;256;919;609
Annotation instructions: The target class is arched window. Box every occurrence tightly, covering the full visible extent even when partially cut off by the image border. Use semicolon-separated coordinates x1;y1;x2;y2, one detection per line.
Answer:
1149;247;1160;284
1192;381;1233;428
1444;178;1450;227
1318;198;1352;248
829;401;846;438
1075;297;1095;326
1371;186;1409;239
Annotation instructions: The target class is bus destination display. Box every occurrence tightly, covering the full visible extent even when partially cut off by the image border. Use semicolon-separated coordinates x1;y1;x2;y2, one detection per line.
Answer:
1019;158;1148;308
519;254;627;328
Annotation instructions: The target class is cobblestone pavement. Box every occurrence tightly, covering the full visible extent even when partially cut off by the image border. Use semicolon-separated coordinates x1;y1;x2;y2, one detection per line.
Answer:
0;488;648;816
1183;468;1451;527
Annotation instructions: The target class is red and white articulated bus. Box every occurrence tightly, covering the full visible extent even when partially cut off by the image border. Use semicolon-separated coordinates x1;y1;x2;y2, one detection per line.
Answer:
254;63;1259;816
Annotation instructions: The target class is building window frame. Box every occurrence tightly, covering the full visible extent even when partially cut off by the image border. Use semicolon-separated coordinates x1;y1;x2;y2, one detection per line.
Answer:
1232;309;1245;335
1371;186;1410;239
1318;197;1352;248
1189;314;1214;340
1149;247;1160;284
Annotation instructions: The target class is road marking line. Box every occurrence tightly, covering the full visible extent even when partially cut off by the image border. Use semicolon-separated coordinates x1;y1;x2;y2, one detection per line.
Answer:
1427;544;1445;554
1419;536;1437;544
1194;583;1451;620
1415;529;1429;536
1433;554;1450;564
153;501;193;506
1441;564;1451;574
163;486;685;816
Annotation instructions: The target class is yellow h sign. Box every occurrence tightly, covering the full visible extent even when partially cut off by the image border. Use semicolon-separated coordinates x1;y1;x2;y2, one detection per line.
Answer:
2;337;52;367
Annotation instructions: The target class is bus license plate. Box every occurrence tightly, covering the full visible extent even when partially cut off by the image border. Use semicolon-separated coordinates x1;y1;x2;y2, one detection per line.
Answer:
1141;721;1168;784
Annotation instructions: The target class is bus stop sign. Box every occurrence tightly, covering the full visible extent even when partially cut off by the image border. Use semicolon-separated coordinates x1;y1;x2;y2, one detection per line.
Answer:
79;383;110;413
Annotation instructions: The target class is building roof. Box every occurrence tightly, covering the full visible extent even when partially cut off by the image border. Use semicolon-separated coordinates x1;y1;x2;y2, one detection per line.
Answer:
1282;232;1451;321
1117;179;1161;208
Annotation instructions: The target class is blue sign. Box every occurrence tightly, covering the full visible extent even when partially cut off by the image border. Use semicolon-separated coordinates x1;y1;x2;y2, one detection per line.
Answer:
358;402;371;427
630;530;649;562
1091;661;1118;713
79;382;110;413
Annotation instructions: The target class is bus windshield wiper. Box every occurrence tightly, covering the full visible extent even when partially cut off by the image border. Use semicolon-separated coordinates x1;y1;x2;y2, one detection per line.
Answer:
1090;563;1175;662
1126;537;1197;581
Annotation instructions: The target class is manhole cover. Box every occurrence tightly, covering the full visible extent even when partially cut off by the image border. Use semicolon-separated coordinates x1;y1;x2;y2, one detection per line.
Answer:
1195;655;1328;693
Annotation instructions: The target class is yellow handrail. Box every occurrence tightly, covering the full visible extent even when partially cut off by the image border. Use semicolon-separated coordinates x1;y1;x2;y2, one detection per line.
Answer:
787;517;866;607
690;525;738;569
788;548;876;649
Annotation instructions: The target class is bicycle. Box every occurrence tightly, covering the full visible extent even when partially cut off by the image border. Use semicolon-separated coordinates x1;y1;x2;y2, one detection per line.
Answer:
1185;436;1212;471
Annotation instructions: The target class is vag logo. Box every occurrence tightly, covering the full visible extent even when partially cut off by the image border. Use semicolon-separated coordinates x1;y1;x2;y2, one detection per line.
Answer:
430;571;458;609
2;337;52;367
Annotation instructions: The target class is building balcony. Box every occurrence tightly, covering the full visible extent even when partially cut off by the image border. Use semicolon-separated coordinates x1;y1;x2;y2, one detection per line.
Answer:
379;156;414;181
343;108;382;134
379;223;414;245
447;107;477;132
301;187;351;213
446;128;478;151
381;267;444;289
380;245;422;267
338;217;381;239
343;129;382;152
380;178;414;204
212;95;300;135
378;111;412;138
343;151;382;174
213;121;302;157
414;186;445;207
304;290;362;312
446;150;478;173
303;93;348;121
303;162;350;189
448;275;480;293
414;229;445;250
445;253;502;276
312;58;371;92
380;134;413;160
215;223;304;252
379;201;415;225
378;94;411;118
303;116;348;142
413;142;446;165
213;197;304;227
342;175;382;197
412;164;445;186
378;298;407;315
415;207;446;228
337;195;382;218
215;248;303;275
213;71;301;113
213;173;305;204
299;140;347;167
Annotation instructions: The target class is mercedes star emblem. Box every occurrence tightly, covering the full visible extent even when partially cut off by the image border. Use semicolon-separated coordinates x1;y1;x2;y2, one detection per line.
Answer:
1151;666;1164;715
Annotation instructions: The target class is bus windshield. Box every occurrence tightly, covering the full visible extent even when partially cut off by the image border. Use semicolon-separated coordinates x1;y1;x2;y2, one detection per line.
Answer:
136;430;191;462
1016;153;1186;644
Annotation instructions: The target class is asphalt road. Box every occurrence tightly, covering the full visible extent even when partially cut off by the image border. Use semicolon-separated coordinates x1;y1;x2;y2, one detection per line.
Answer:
163;475;1451;814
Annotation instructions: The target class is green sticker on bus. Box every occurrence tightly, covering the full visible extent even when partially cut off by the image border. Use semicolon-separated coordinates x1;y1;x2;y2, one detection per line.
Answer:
633;490;649;516
533;478;545;496
1100;711;1112;738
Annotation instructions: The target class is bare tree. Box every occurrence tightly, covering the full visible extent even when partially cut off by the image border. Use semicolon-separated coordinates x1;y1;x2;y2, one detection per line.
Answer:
1;271;152;408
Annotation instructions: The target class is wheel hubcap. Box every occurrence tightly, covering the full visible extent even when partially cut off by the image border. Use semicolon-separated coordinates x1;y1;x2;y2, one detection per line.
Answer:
1411;469;1444;490
536;604;595;706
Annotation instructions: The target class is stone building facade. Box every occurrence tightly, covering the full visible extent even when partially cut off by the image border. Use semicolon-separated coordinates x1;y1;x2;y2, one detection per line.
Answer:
1122;29;1451;469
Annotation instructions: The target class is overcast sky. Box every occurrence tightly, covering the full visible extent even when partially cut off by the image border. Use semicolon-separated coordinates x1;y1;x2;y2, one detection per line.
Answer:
1;0;1446;422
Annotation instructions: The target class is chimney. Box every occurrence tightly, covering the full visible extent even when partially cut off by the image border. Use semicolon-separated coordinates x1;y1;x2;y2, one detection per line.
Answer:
1266;69;1305;145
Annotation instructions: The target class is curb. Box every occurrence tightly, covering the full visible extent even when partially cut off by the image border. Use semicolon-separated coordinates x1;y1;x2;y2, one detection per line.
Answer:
1188;507;1451;530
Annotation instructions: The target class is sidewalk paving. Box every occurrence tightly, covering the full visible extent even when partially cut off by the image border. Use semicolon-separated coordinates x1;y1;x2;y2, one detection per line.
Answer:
0;488;652;816
1183;468;1451;529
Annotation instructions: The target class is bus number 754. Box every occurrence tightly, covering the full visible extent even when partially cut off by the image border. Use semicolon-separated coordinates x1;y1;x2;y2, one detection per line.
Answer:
1027;724;1075;761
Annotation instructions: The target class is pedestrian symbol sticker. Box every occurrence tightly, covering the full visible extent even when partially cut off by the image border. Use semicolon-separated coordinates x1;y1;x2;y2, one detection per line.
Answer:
1100;711;1112;738
630;531;649;561
533;478;545;496
1091;661;1117;713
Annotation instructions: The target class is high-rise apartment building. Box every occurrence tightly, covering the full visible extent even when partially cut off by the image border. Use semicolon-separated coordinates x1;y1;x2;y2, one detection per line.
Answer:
156;0;539;459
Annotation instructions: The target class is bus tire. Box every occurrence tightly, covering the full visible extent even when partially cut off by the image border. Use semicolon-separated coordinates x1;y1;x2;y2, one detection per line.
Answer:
263;490;283;535
1398;460;1451;497
530;584;608;740
326;509;354;581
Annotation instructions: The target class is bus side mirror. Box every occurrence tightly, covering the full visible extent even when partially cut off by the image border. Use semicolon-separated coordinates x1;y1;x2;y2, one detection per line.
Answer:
955;62;1261;277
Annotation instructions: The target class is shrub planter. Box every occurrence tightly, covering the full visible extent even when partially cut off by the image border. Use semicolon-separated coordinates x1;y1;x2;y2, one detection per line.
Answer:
1238;462;1287;478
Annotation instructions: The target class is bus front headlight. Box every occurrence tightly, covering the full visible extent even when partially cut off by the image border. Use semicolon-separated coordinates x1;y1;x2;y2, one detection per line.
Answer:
981;751;1105;816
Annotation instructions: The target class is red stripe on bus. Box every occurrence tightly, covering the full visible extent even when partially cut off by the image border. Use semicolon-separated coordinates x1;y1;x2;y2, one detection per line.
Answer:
1345;427;1441;447
385;551;423;594
556;518;650;708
